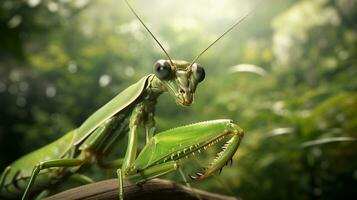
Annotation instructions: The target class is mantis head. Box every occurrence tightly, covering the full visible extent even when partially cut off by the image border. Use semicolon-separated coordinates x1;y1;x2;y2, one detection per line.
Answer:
153;59;205;106
124;0;255;104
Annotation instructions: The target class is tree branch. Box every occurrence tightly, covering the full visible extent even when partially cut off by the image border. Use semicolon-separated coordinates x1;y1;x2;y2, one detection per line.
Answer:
45;178;238;200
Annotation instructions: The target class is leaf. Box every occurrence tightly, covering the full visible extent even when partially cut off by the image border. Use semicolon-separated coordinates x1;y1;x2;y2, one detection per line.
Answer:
266;127;294;138
300;137;357;148
229;64;267;76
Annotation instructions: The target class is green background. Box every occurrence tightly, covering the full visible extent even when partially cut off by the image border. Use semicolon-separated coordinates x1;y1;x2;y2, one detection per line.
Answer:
0;0;356;199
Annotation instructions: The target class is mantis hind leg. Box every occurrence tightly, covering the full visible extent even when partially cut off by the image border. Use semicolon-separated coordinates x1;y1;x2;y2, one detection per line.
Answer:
22;159;83;200
117;168;124;200
68;173;95;185
30;173;94;200
98;158;124;169
0;166;11;193
33;189;51;200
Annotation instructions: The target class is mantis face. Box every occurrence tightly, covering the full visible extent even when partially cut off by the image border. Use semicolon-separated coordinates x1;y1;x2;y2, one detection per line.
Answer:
153;59;205;106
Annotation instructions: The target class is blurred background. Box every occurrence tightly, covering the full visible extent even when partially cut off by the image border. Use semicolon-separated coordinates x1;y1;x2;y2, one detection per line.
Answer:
0;0;356;199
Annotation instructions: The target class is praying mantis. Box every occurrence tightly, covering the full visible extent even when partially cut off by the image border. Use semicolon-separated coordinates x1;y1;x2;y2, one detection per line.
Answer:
0;0;255;199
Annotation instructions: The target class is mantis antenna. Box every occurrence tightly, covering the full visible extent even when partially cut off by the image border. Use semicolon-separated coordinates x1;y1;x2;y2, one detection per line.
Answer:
188;2;261;69
124;0;175;66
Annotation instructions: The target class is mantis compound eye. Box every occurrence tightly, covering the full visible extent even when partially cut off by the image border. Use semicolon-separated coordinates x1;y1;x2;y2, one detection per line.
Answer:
154;61;172;80
193;63;205;83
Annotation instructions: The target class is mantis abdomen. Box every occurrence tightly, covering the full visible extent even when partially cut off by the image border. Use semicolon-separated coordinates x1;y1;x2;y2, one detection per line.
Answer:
1;130;76;198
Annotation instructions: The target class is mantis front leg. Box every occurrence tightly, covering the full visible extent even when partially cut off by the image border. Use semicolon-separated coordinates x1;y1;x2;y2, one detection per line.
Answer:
117;119;243;200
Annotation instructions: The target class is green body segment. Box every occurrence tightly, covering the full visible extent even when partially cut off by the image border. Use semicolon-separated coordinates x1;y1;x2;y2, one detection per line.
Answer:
0;130;77;199
74;75;152;145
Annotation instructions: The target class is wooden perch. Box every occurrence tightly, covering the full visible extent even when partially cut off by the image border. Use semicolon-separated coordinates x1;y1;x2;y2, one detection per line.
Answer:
45;178;238;200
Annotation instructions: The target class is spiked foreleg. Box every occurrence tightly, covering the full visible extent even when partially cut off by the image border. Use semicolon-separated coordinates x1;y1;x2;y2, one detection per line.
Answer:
118;119;244;199
132;120;244;182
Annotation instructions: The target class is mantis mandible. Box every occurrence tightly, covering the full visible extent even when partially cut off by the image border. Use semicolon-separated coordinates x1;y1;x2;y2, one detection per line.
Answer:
0;0;255;199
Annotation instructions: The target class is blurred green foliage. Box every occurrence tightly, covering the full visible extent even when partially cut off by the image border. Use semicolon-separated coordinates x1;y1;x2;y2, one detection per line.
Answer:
0;0;356;199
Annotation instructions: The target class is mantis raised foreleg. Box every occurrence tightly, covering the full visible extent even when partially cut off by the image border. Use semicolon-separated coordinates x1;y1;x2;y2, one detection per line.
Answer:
118;119;244;198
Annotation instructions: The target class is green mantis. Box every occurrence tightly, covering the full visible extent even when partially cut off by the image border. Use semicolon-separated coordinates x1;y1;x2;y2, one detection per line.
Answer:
0;0;253;199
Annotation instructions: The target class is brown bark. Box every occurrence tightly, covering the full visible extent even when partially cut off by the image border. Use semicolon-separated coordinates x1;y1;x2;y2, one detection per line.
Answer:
45;178;238;200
